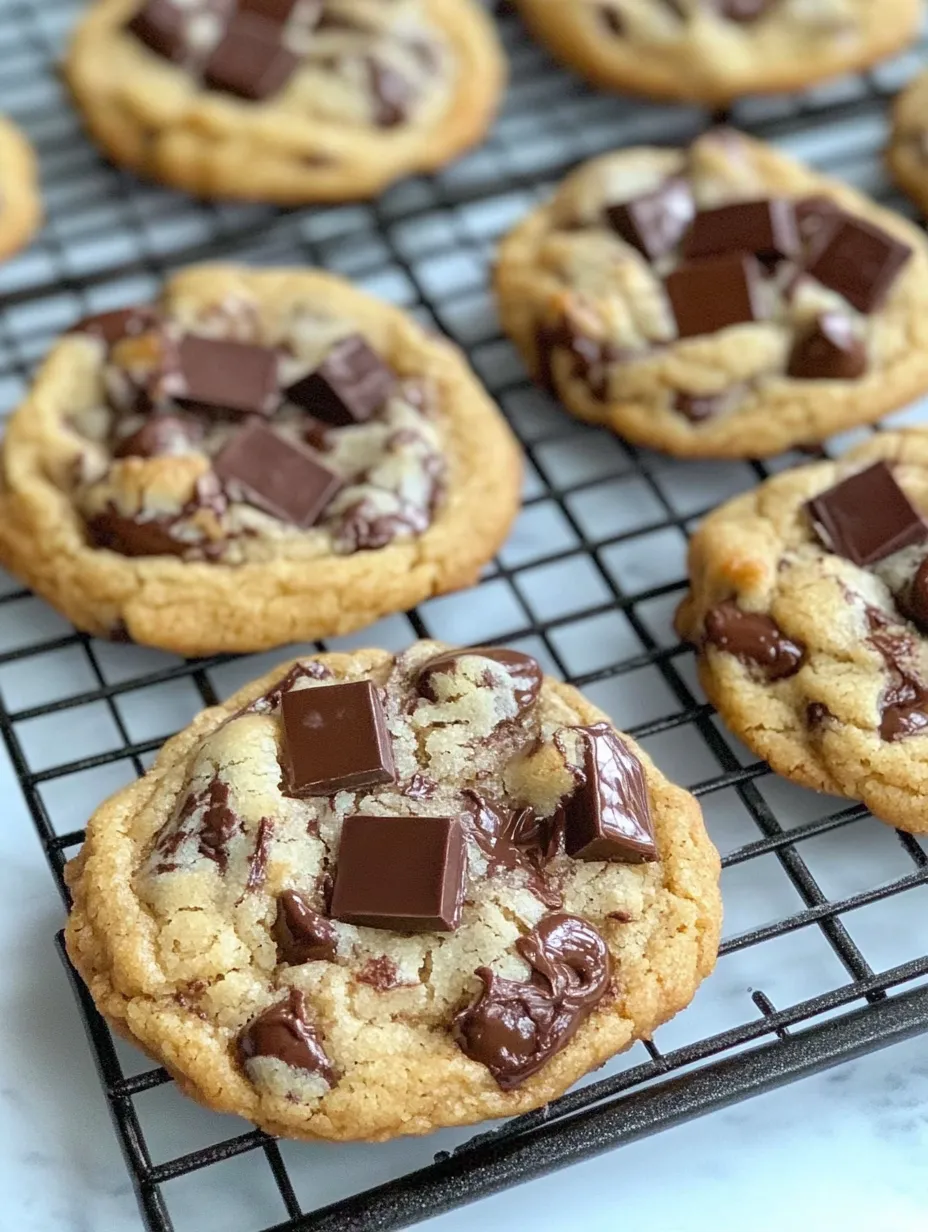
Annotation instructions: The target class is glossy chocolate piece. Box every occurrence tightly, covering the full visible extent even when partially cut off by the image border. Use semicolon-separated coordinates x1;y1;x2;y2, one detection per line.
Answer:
453;913;611;1089
70;305;160;348
203;13;299;100
126;0;187;61
414;646;543;714
245;817;274;891
605;178;695;262
665;253;767;338
281;679;396;797
213;419;342;527
806;214;912;314
239;987;336;1082
683;199;798;266
866;607;928;741
329;814;466;932
807;461;928;567
561;723;657;863
112;414;203;459
901;557;928;634
463;792;562;909
333;497;429;552
704;600;805;680
273;890;338;964
286;335;395;425
787;313;867;381
171;335;280;417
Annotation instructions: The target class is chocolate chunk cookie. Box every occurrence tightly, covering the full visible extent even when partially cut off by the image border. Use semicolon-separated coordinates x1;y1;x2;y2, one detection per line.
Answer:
495;130;928;458
515;0;920;106
0;115;41;260
888;69;928;219
65;0;505;203
65;642;721;1140
0;265;521;654
676;430;928;833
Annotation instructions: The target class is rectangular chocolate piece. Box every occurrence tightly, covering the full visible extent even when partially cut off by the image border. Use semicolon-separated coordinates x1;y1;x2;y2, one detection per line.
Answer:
806;213;912;314
330;814;466;932
203;14;299;101
281;679;396;796
665;253;767;339
173;334;281;417
682;199;799;264
286;335;396;425
605;178;695;262
126;0;187;62
807;460;928;567
213;419;342;527
562;723;657;863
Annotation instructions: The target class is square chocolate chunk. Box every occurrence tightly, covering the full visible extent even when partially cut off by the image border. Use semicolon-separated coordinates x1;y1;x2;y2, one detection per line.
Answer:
807;460;928;567
203;14;299;101
281;680;396;796
605;178;695;262
806;214;912;314
126;0;187;62
213;419;342;526
173;335;281;417
682;199;799;264
330;815;466;932
665;253;767;339
562;723;657;863
286;335;396;425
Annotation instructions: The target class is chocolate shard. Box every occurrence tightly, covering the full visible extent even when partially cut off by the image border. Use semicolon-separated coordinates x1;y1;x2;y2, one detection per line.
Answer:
805;213;912;314
453;913;611;1089
329;814;466;933
462;792;562;909
665;253;767;338
126;0;187;61
605;178;695;262
213;419;342;527
239;987;336;1084
203;13;299;100
561;723;657;863
87;507;188;558
704;600;805;680
245;817;274;891
682;199;799;265
286;335;396;426
807;461;928;567
171;335;281;417
70;305;160;348
273;890;338;964
787;313;867;381
281;679;396;797
414;647;543;715
112;414;204;459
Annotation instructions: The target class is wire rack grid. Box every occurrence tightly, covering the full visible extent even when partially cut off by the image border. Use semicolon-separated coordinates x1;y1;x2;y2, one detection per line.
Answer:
3;1;928;1229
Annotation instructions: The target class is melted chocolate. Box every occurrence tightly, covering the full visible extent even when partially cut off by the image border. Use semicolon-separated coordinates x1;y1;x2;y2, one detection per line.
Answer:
356;956;405;990
197;777;240;871
273;890;338;964
245;818;273;892
462;791;562;909
453;914;611;1089
896;556;928;635
535;318;624;400
415;647;543;715
239;988;336;1084
866;607;928;741
704;600;804;680
406;771;437;800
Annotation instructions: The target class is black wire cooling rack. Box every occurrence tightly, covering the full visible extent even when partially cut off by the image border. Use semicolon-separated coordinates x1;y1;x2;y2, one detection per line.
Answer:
4;1;928;1229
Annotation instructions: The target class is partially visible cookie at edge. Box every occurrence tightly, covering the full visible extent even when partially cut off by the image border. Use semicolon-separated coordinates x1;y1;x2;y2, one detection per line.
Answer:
888;69;928;217
676;429;928;833
0;115;41;260
0;265;522;654
495;129;928;458
65;640;722;1141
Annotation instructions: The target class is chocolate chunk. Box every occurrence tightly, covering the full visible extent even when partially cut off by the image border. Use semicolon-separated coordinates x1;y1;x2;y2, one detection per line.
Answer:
281;679;396;796
453;914;611;1089
213;419;342;527
70;305;160;348
87;507;188;558
713;0;775;20
286;335;395;426
239;988;336;1083
561;724;657;863
682;199;799;265
899;557;928;634
806;701;833;727
787;313;867;381
665;254;767;338
112;414;204;459
197;777;240;870
203;13;299;100
330;814;466;932
673;386;744;423
866;607;928;741
273;890;338;964
367;59;413;128
406;771;437;800
605;178;695;262
807;461;928;567
357;956;404;990
704;600;805;680
795;196;840;247
239;0;315;23
806;214;912;314
414;647;543;714
126;0;187;61
170;335;280;417
534;318;624;400
463;792;562;909
245;661;333;717
598;5;625;33
333;498;429;552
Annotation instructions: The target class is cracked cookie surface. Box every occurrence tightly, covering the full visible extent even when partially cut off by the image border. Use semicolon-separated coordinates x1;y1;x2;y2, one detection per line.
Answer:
64;641;721;1141
676;429;928;833
515;0;920;106
495;130;928;459
0;115;41;260
0;265;521;654
65;0;505;203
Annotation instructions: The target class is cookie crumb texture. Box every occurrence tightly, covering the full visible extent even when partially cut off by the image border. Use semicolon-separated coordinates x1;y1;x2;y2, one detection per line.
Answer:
0;266;521;654
515;0;920;106
495;130;928;458
0;114;41;260
65;0;505;202
64;643;721;1141
676;429;928;833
